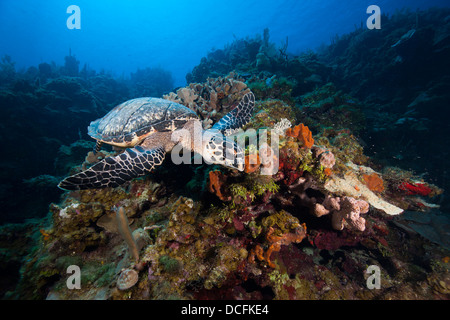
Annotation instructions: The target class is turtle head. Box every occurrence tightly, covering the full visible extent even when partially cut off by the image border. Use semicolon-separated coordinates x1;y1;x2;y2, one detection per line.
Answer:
202;131;244;171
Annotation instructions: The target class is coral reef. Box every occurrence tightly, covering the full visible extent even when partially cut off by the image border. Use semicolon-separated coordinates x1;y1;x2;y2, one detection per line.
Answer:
249;224;307;268
245;99;296;133
313;196;369;232
129;67;174;98
320;8;450;212
207;170;231;201
5;81;448;300
324;168;403;216
63;52;80;77
185;28;331;98
164;72;250;128
286;123;314;148
13;67;444;300
299;83;366;135
314;147;336;169
399;181;433;196
244;154;261;174
362;172;385;193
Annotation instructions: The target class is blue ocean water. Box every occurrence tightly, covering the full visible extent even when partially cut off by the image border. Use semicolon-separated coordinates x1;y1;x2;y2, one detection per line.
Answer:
0;0;448;87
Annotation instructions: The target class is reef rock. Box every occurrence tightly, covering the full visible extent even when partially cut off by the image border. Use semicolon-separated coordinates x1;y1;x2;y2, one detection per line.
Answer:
163;72;250;128
324;166;403;216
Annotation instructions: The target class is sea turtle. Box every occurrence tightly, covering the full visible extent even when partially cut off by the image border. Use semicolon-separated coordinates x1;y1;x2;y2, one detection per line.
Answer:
58;92;255;190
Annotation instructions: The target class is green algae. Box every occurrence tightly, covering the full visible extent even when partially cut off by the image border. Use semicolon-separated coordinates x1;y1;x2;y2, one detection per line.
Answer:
159;255;181;274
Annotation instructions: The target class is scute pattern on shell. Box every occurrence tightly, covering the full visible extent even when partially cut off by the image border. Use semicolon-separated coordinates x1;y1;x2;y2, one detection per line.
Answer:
88;97;197;143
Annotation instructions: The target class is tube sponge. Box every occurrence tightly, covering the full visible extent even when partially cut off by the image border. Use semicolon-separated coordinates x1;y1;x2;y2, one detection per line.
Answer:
115;207;139;263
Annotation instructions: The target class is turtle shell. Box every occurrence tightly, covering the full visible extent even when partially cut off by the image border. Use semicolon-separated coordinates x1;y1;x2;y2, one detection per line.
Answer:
88;97;198;147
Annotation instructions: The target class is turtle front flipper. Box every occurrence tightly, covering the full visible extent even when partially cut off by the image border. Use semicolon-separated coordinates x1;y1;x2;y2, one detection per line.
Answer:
58;146;165;190
212;92;255;135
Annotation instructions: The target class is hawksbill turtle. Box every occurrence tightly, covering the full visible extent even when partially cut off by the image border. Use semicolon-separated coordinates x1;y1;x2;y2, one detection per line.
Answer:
58;92;255;190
